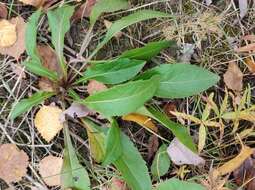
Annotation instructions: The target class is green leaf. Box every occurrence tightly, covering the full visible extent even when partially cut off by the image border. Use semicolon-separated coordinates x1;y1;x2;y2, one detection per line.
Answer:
81;118;106;163
76;58;146;84
120;41;176;61
10;91;54;120
23;60;58;81
90;0;129;25
137;64;219;98
82;76;160;117
91;10;171;57
136;106;196;152
155;178;205;190
61;126;90;190
114;133;152;190
103;119;122;166
25;9;42;60
151;144;171;179
47;5;74;78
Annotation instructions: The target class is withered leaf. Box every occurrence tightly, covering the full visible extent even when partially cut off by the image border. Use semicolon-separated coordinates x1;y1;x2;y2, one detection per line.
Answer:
11;63;26;79
0;3;8;19
87;80;107;95
0;144;29;183
18;0;46;7
223;62;243;92
244;57;255;73
38;155;63;186
235;43;255;53
0;16;26;59
0;19;17;47
72;0;97;21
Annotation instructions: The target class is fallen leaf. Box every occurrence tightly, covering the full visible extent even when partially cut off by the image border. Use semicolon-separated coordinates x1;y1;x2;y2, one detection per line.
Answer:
239;0;248;19
122;113;157;132
167;138;205;166
38;155;63;186
0;16;26;59
11;63;26;79
223;61;243;92
72;0;97;21
87;80;107;95
38;77;54;92
244;57;255;73
0;19;17;47
235;43;255;53
18;0;46;7
0;3;8;19
214;145;253;177
60;103;94;122
163;102;177;118
34;105;64;142
0;144;29;183
147;135;159;161
242;35;255;42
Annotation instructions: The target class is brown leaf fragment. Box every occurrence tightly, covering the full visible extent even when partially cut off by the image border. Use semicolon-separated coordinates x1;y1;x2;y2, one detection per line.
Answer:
244;57;255;73
0;16;26;59
147;135;159;161
18;0;46;7
242;35;255;42
0;3;8;19
38;77;54;92
0;144;29;183
163;102;177;118
87;80;107;95
38;155;63;186
0;19;17;47
223;62;243;92
72;0;97;21
235;43;255;53
167;138;205;166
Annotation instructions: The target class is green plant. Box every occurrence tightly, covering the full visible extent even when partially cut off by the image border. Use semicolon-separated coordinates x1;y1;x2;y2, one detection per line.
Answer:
10;1;219;190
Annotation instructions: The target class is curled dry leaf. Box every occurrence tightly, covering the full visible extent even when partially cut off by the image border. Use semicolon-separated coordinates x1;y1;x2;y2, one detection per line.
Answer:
167;138;205;166
0;19;17;47
34;106;64;142
213;145;253;177
18;0;46;7
38;155;63;186
0;144;29;183
0;3;8;19
0;16;26;59
223;62;243;92
87;80;107;95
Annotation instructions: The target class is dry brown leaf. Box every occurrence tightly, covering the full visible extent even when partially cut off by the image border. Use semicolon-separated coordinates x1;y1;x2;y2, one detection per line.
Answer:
11;63;26;79
0;3;8;19
235;43;255;53
223;62;243;92
147;135;159;161
0;144;29;183
122;113;157;132
242;35;255;42
214;145;253;177
87;80;107;95
0;16;26;59
244;57;255;73
18;0;45;7
72;0;97;21
163;102;177;118
34;106;64;142
38;155;63;186
0;19;17;47
167;138;205;166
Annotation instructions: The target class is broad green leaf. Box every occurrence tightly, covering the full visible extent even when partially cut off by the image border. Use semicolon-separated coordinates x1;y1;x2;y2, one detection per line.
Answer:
155;178;205;190
25;9;42;60
82;118;105;163
76;58;146;84
91;10;171;57
90;0;129;25
82;76;160;117
120;41;176;61
10;91;54;120
114;133;152;190
136;106;196;152
103;119;122;166
61;126;90;190
151;144;171;179
23;60;58;81
47;5;74;78
137;64;219;98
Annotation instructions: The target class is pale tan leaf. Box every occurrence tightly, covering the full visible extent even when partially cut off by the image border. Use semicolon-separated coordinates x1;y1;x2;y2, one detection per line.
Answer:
38;155;63;186
235;43;255;53
34;106;64;142
87;80;107;95
0;19;17;47
18;0;45;7
0;3;8;19
0;17;26;59
0;144;29;183
223;62;243;92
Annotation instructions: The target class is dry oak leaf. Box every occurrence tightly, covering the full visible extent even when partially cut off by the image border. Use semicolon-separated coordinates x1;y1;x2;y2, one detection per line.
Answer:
87;80;107;95
0;19;17;47
0;16;26;59
34;105;64;142
38;155;63;186
18;0;46;7
0;3;8;19
0;144;29;183
223;62;243;92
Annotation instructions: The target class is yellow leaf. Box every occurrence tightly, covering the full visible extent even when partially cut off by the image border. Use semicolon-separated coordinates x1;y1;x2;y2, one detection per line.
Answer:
0;19;17;47
171;111;201;124
198;124;206;153
214;145;253;176
34;106;64;142
122;113;157;132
